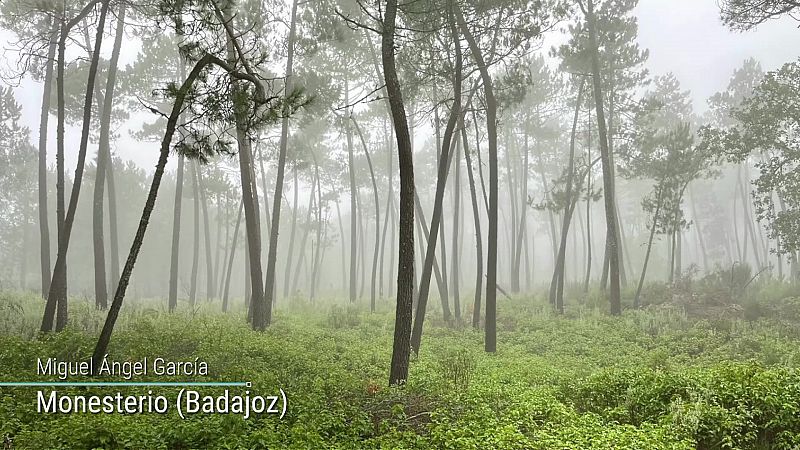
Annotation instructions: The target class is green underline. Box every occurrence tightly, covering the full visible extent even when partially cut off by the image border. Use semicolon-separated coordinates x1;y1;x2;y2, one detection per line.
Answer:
0;381;250;387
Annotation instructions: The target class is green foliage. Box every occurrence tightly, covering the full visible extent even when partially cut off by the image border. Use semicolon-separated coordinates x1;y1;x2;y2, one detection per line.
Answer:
1;292;800;448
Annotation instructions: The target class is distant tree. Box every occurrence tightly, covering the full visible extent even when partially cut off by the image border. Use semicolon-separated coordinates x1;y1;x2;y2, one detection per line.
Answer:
700;61;800;279
624;75;720;305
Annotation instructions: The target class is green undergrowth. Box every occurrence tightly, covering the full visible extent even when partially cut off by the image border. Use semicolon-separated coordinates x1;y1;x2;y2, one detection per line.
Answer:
0;292;799;449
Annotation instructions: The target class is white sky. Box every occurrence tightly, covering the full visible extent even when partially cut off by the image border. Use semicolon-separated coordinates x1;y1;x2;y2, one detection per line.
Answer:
1;1;799;171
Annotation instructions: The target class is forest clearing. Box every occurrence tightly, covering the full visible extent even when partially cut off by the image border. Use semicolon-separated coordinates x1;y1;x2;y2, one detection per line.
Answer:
0;0;800;447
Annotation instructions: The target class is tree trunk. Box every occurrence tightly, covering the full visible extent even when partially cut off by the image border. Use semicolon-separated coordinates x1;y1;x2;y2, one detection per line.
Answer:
457;5;499;351
37;19;57;300
43;0;111;332
634;186;664;307
263;0;299;321
687;184;709;272
189;161;200;305
451;128;462;320
168;154;185;312
197;167;215;299
336;198;347;292
409;11;462;352
223;201;243;312
549;80;584;313
586;0;621;315
291;175;315;295
513;133;529;294
462;122;483;329
383;0;415;385
92;2;125;310
92;53;227;365
351;117;381;312
283;166;299;298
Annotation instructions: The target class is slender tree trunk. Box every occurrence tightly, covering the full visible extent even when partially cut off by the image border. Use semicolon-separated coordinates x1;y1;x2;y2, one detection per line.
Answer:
336;198;347;292
462;122;483;329
586;0;621;315
263;0;299;322
218;193;230;299
310;158;323;301
37;20;57;300
291;175;315;295
383;0;415;386
197;167;215;299
507;135;519;293
189;162;200;305
513;132;530;294
168;155;185;312
451;129;461;320
223;22;266;329
351;117;381;312
687;184;709;272
358;191;367;299
634;186;664;307
283;166;299;298
53;18;68;330
409;11;462;352
550;80;584;313
92;3;125;310
43;0;111;332
92;53;227;364
457;5;498;351
213;192;223;297
223;201;243;312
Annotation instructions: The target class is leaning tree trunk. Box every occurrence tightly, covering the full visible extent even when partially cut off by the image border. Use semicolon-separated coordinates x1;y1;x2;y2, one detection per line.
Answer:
383;0;415;386
586;0;621;315
351;117;381;312
37;19;57;300
91;53;232;366
549;80;584;313
457;4;499;352
409;8;462;354
42;0;112;332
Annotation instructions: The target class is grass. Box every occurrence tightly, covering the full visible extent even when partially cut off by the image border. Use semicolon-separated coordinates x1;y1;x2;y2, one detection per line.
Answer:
0;288;798;449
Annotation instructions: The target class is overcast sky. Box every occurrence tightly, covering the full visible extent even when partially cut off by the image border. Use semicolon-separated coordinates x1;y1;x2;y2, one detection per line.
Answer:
2;1;799;171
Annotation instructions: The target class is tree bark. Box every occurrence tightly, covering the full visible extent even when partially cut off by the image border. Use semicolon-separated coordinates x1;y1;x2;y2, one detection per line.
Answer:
263;0;299;321
351;117;381;312
197;167;215;299
457;5;499;351
92;53;232;364
223;201;243;312
586;0;621;315
92;2;125;310
189;161;200;305
462;122;483;329
634;186;664;307
283;166;299;298
383;0;415;386
168;154;185;312
549;80;584;313
37;19;57;300
43;0;111;332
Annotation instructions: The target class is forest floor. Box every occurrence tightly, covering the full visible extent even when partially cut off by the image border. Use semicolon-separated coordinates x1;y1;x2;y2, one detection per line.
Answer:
0;286;799;449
